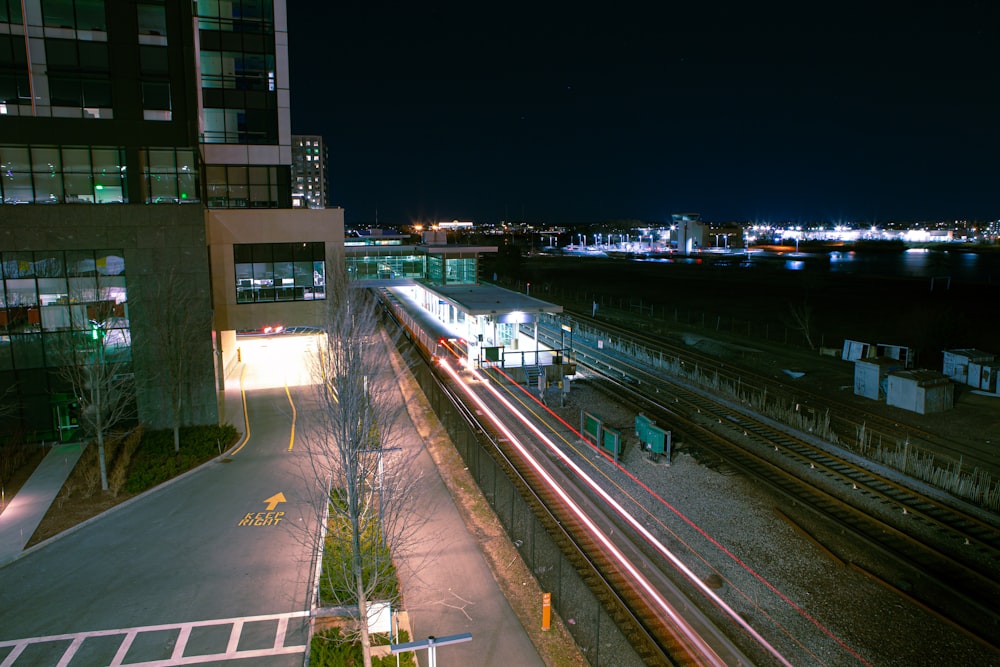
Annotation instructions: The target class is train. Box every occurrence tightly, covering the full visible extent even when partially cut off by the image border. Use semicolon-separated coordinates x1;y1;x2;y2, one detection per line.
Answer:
378;287;469;364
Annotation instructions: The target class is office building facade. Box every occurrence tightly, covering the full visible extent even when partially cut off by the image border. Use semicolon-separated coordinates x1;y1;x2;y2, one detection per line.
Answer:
0;0;343;442
290;135;328;209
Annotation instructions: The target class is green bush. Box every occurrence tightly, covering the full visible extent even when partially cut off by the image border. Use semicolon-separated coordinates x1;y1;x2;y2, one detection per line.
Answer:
124;424;238;493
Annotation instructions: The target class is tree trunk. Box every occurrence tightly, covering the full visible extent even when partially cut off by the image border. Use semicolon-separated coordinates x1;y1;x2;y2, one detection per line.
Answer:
97;428;109;491
96;380;109;491
352;496;373;667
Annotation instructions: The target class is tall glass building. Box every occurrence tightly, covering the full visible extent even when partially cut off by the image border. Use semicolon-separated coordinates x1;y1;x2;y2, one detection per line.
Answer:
0;0;344;442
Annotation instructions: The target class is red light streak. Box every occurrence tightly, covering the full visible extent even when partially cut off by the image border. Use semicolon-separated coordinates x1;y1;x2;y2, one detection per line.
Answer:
484;365;871;666
439;359;766;667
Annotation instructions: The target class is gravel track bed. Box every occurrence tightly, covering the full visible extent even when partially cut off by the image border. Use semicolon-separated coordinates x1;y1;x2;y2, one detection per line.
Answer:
544;376;997;667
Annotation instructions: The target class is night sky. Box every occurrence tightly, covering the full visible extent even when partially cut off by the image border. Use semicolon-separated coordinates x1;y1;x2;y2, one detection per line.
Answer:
287;2;998;226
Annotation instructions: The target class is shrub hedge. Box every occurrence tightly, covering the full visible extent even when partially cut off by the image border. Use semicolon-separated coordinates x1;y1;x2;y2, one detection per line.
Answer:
124;424;238;493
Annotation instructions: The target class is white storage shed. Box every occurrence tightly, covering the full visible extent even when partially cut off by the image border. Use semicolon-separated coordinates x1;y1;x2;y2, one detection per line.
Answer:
942;349;995;385
968;361;1000;394
854;357;904;400
886;370;954;415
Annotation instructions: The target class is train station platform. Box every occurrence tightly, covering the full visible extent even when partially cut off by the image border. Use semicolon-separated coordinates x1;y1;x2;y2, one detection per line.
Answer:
386;284;569;372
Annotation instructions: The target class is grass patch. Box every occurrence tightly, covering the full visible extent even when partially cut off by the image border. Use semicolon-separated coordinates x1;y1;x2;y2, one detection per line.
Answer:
318;490;398;607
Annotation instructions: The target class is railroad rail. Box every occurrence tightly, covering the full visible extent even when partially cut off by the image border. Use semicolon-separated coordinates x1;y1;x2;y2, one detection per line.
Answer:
537;319;1000;649
558;309;998;480
380;291;762;665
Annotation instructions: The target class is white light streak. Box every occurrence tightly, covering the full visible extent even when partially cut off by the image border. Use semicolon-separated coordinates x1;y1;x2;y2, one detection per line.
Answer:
440;359;794;667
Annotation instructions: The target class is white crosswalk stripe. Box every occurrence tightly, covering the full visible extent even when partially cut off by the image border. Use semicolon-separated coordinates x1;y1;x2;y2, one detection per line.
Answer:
0;611;309;666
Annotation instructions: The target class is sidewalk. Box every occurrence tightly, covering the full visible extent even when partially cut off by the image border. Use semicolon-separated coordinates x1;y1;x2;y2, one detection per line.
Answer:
386;339;547;667
0;442;84;566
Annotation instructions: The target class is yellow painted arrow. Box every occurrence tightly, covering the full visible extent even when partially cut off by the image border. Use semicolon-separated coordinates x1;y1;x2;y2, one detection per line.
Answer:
263;492;287;511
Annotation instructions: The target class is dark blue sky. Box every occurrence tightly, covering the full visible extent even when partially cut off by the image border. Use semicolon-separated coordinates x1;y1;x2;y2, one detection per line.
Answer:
288;2;998;226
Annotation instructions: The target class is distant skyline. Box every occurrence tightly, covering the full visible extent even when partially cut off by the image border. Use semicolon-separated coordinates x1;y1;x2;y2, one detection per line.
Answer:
287;2;998;226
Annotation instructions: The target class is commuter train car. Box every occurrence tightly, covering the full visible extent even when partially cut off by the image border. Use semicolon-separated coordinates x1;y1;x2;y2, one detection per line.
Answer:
378;288;468;364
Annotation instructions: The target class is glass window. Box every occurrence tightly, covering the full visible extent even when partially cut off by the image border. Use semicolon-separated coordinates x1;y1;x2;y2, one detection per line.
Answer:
31;147;60;173
75;0;107;31
12;333;44;369
33;172;63;203
0;74;17;103
148;173;177;202
78;42;109;72
1;1;24;23
82;79;112;107
96;251;125;276
176;149;196;173
48;77;82;106
177;173;196;202
141;149;198;203
46;40;78;68
234;243;325;303
197;0;222;19
0;145;29;172
3;252;34;278
65;250;93;276
42;0;75;28
91;148;120;175
33;253;66;278
62;147;91;172
142;81;171;110
38;275;68;327
147;149;173;172
64;173;94;203
2;172;34;204
137;3;167;36
140;46;169;75
202;108;227;142
6;278;38;307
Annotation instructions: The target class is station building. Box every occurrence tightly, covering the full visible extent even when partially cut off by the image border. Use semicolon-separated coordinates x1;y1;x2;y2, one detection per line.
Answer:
347;230;567;374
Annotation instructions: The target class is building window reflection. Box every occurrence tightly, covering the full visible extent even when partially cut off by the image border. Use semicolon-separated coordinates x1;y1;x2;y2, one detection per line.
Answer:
0;248;130;371
1;145;127;204
234;242;325;303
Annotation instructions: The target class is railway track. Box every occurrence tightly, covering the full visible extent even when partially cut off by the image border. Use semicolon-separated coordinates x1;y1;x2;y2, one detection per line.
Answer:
434;367;708;666
539;321;1000;648
381;288;998;663
383;290;788;665
559;309;998;478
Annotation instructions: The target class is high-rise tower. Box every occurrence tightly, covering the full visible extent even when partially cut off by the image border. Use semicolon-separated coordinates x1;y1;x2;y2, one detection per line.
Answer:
0;1;343;441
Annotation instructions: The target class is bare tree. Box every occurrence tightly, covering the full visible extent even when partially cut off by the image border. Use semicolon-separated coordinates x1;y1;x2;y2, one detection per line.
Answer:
55;299;136;491
786;301;817;350
304;282;424;667
135;268;214;452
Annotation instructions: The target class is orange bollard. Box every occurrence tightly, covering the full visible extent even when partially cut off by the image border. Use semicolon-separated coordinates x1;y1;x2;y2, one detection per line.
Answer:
541;592;552;631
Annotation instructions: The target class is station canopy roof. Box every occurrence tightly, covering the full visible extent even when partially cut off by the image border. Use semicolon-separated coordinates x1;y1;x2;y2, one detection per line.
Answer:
428;283;563;317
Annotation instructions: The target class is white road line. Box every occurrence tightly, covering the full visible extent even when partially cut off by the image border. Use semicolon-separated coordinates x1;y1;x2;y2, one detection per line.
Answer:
54;635;84;667
109;629;138;666
172;625;192;660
